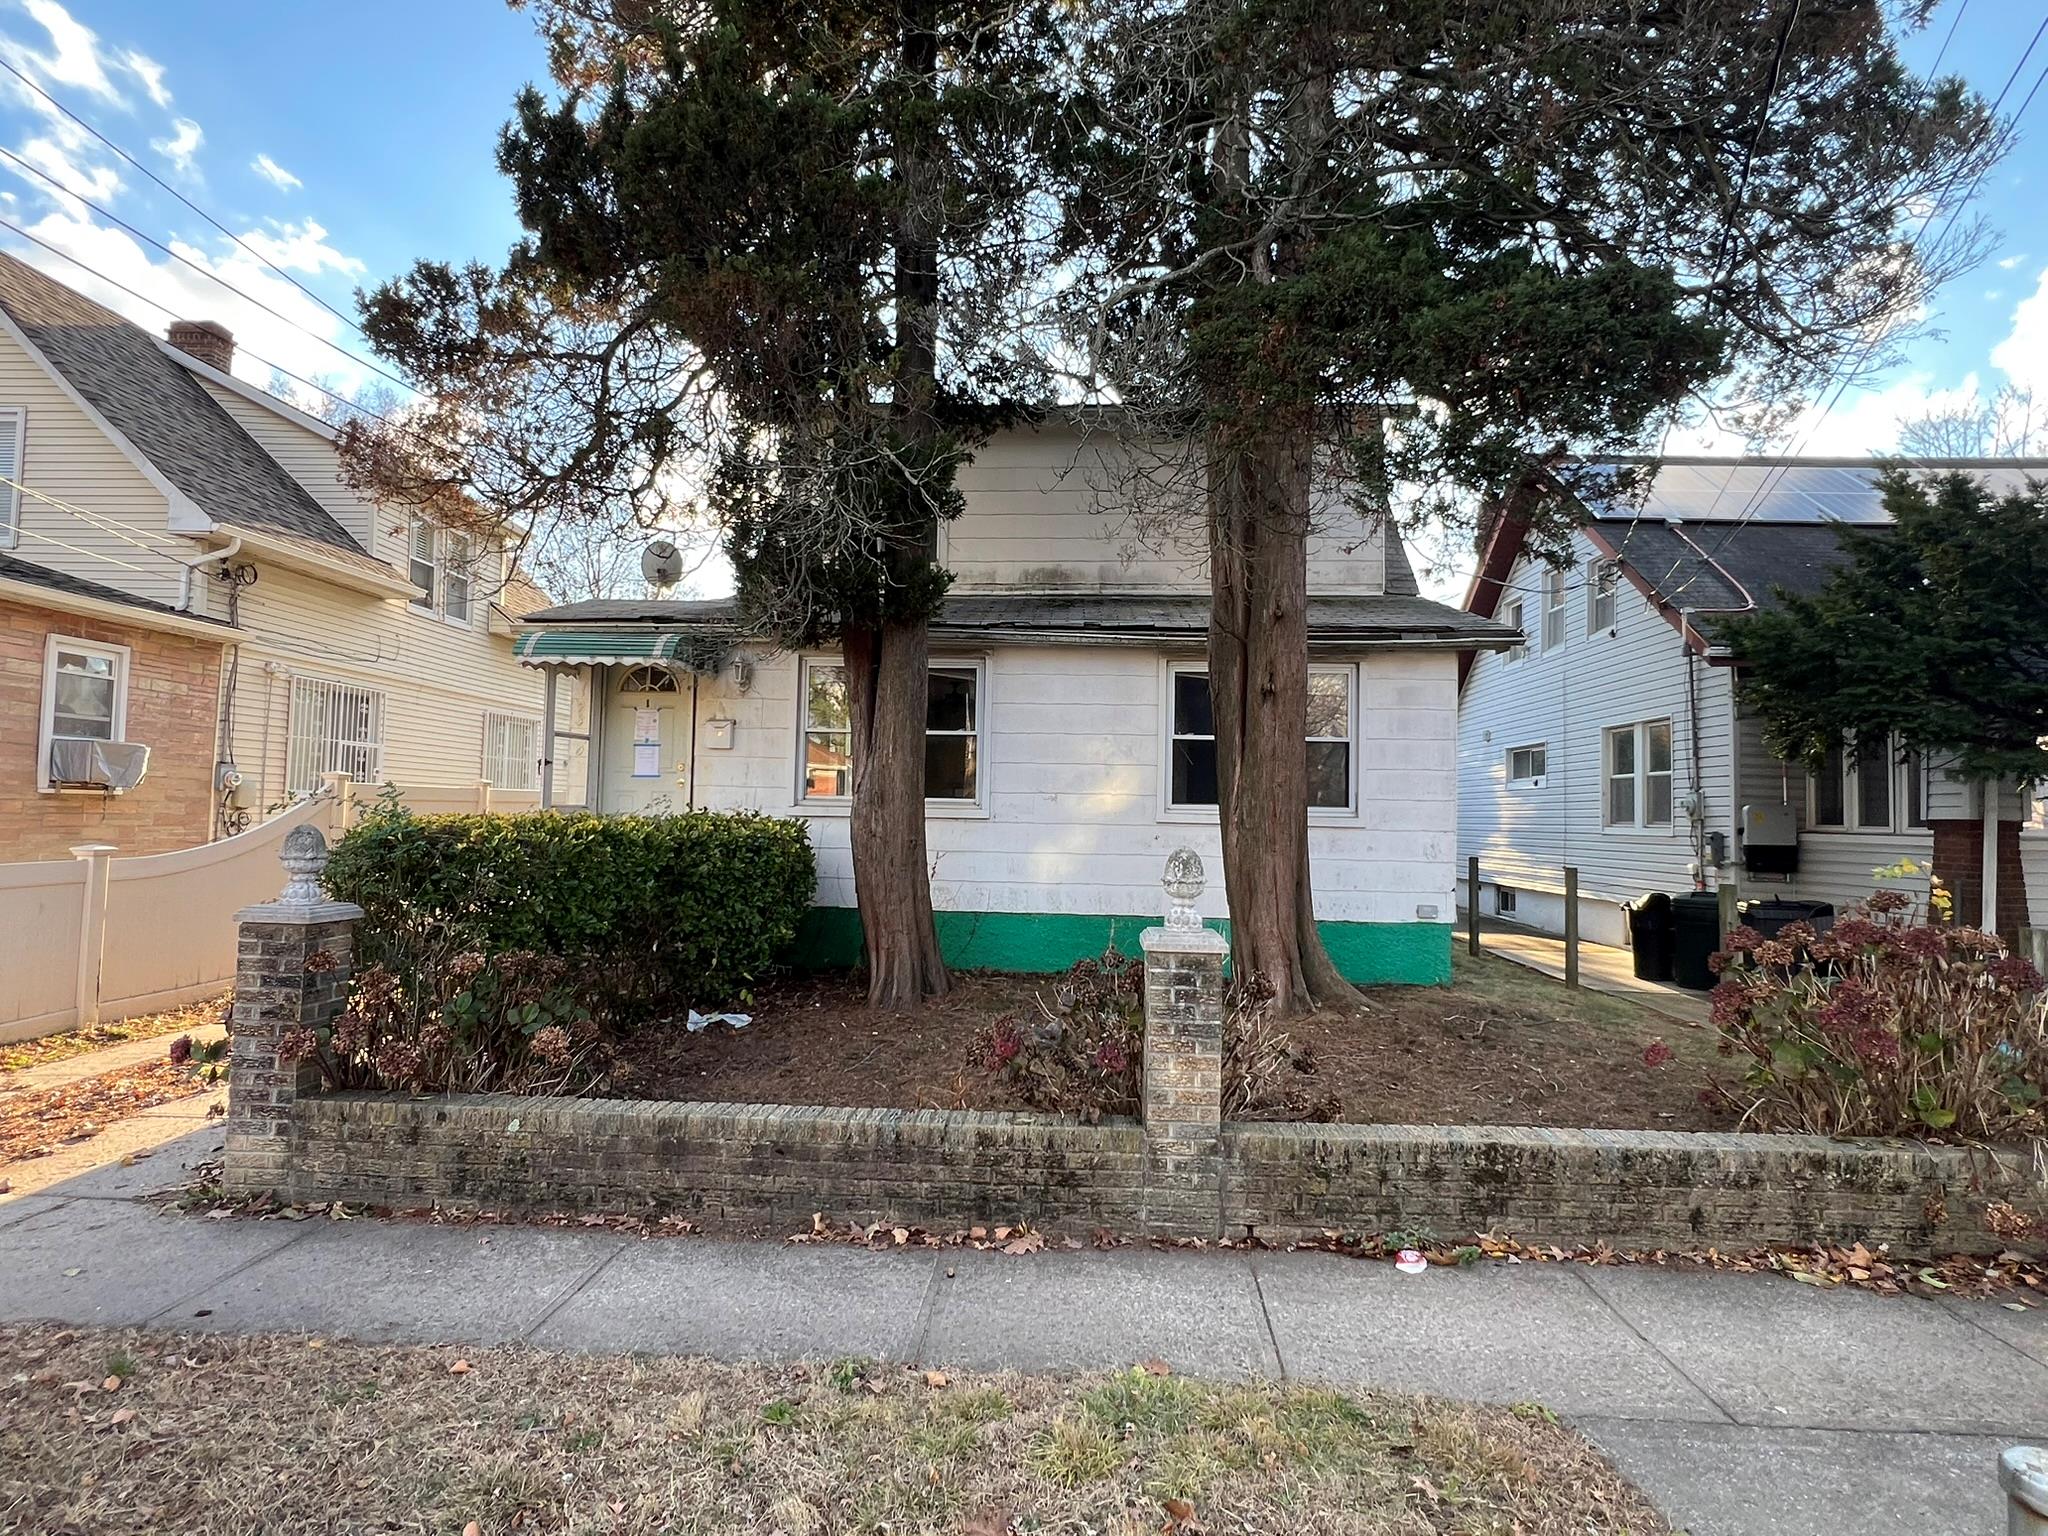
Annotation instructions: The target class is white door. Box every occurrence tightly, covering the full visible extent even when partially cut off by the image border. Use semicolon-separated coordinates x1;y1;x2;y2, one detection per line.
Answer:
600;664;690;813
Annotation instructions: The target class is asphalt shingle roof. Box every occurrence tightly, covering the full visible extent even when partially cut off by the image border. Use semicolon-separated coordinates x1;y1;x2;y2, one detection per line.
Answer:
523;590;1513;644
0;549;229;623
0;253;365;556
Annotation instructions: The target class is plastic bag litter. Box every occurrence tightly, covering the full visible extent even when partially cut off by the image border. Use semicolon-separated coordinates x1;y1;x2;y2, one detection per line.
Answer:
685;1010;751;1033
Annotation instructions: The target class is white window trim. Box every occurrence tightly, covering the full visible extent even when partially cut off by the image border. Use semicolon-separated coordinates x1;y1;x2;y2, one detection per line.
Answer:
1806;733;1931;835
0;407;23;550
1586;559;1617;635
406;517;484;631
1158;659;1359;822
792;653;990;818
1506;742;1548;790
1602;718;1675;833
1502;598;1527;663
1542;569;1566;652
37;633;129;793
482;710;542;791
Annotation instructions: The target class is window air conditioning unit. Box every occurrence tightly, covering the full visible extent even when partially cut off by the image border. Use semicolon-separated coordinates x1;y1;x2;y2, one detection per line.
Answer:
48;739;151;793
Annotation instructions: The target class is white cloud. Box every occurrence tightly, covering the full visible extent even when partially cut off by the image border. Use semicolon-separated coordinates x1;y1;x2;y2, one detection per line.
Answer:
1999;253;2028;270
14;129;116;206
1990;266;2048;396
250;153;300;191
2;0;123;102
118;47;169;108
149;116;201;178
6;208;377;397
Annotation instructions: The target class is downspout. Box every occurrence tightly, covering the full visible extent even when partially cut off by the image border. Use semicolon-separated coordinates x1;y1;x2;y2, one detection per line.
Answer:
175;535;241;612
686;671;700;811
1984;779;2001;936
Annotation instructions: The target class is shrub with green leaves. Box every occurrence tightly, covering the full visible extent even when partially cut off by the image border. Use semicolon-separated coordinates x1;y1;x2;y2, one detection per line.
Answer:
1706;893;2047;1140
324;798;816;1022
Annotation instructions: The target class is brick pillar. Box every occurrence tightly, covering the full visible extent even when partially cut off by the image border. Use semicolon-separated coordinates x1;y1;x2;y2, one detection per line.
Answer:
222;824;363;1198
1139;924;1227;1237
1930;815;2030;941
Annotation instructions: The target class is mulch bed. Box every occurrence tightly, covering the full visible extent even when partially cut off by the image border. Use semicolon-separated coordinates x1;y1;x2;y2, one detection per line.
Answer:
613;954;1730;1131
0;1060;212;1168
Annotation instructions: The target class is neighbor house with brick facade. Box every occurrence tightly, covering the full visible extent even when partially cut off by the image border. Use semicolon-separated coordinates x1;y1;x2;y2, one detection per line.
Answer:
514;421;1518;985
0;252;544;862
1456;457;2048;947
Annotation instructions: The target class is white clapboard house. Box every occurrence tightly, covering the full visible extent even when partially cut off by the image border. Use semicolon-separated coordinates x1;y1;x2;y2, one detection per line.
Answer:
1456;457;2048;947
515;423;1517;982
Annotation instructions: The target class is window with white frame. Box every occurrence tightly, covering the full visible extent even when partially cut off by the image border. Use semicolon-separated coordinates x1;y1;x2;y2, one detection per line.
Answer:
1604;719;1673;829
482;711;540;791
38;635;127;788
1542;568;1566;651
1167;664;1354;812
287;676;385;795
1502;599;1527;662
407;518;436;611
0;408;23;549
797;656;985;806
406;518;483;627
1507;742;1547;788
1586;559;1617;633
1808;733;1930;833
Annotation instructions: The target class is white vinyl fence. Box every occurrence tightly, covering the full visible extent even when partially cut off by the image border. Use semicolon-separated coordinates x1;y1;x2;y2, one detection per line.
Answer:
0;774;544;1045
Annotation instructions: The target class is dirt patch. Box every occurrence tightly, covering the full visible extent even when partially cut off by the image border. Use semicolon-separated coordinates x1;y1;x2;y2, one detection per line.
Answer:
1;994;230;1074
612;954;1728;1130
0;1321;1668;1535
0;1060;213;1168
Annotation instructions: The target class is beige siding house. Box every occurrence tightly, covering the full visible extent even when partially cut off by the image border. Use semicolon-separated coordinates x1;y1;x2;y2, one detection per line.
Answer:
0;253;543;859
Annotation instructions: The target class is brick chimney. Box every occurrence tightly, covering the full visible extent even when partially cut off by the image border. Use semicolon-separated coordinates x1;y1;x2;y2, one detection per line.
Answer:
166;319;234;373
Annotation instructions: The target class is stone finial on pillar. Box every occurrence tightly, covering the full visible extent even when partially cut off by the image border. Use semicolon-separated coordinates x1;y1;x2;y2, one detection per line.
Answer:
222;824;365;1198
1139;848;1227;1237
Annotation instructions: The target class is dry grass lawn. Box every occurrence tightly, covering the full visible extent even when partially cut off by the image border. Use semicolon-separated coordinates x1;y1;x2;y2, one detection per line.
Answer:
0;1322;1668;1535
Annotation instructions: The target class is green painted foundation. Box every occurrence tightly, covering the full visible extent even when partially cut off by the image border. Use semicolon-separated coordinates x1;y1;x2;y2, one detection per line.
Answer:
791;908;1452;986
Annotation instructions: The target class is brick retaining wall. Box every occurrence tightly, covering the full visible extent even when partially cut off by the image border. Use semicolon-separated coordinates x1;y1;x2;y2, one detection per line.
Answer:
283;1092;2041;1256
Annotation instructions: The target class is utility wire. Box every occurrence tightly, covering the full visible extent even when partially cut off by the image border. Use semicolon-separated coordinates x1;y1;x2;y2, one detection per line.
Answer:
0;212;398;425
0;56;367;339
0;143;417;397
0;472;201;564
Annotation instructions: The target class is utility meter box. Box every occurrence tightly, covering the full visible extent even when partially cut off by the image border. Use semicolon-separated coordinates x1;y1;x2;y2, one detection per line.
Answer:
1741;802;1800;875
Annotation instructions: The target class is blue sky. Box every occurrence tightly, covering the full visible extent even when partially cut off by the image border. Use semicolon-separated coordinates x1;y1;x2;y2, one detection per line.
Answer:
0;0;2042;569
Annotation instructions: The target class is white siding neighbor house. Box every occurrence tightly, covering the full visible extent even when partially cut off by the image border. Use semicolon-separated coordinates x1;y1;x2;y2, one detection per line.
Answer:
1457;457;2048;949
516;422;1517;983
0;253;544;862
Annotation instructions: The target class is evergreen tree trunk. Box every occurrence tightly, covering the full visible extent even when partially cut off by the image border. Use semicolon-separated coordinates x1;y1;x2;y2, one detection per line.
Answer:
844;619;949;1006
837;0;950;1009
1206;426;1361;1014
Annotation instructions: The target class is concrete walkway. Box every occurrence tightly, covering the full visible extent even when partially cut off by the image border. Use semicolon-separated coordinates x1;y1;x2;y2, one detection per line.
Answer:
2;1127;2042;1536
1459;913;1713;1026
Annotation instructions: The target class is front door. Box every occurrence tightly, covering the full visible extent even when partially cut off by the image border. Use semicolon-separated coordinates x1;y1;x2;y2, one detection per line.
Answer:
600;664;690;814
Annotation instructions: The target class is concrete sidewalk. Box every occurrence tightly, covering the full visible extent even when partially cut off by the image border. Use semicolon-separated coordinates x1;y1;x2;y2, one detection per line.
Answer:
3;1127;2043;1536
1459;913;1713;1026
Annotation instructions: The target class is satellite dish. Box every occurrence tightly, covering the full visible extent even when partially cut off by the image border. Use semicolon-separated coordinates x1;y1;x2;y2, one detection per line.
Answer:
641;539;683;590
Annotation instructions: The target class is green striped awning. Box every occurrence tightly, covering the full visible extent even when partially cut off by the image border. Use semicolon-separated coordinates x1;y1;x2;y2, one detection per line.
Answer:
513;628;730;671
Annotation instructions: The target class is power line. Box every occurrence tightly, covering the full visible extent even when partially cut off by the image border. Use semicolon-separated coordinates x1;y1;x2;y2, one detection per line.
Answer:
0;472;199;564
1662;14;2048;604
0;142;417;397
0;212;396;425
0;56;366;340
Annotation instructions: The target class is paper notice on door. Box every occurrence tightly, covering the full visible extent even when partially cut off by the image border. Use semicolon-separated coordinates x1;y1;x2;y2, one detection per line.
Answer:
633;707;660;743
633;740;660;778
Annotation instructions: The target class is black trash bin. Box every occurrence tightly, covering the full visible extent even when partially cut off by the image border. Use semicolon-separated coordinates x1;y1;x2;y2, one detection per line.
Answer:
1739;897;1835;939
1626;892;1674;982
1671;891;1724;990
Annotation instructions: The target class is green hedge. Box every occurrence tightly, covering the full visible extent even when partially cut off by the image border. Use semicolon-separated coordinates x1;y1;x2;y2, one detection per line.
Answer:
323;807;816;1009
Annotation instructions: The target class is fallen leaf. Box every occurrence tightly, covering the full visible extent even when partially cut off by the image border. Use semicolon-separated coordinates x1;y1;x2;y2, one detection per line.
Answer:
961;1506;1012;1536
923;1371;949;1388
1139;1358;1171;1377
101;1376;122;1392
1161;1495;1198;1529
449;1359;473;1375
108;1408;136;1427
464;1523;482;1536
62;1267;82;1278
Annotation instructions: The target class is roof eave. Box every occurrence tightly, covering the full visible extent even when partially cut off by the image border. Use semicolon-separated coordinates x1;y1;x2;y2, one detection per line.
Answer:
212;523;418;599
0;570;233;641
